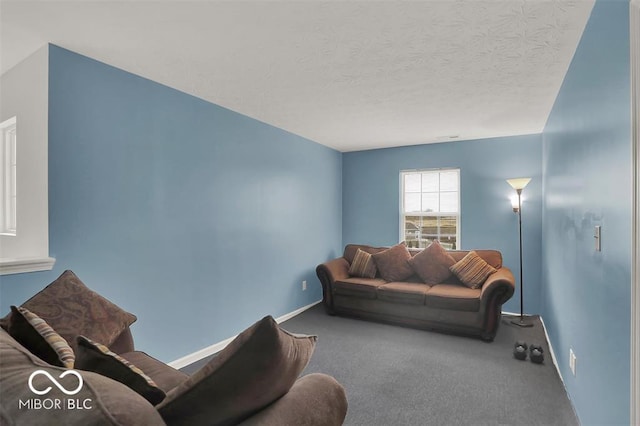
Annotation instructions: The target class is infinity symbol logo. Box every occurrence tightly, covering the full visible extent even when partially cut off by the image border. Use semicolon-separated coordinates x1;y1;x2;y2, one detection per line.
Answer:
28;370;84;396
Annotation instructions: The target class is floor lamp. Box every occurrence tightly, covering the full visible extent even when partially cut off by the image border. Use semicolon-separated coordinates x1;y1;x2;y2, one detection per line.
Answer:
507;177;533;328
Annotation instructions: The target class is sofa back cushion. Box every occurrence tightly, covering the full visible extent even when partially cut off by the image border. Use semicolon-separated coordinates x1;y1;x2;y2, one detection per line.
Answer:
345;244;502;270
344;244;502;284
448;250;502;269
343;244;389;265
0;329;165;426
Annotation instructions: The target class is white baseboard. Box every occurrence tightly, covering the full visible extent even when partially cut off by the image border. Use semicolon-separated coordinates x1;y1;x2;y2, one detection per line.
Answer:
538;316;564;387
168;300;322;369
276;300;321;323
501;310;533;317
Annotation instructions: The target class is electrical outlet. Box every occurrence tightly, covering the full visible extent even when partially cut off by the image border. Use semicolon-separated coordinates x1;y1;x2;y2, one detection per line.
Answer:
302;280;307;291
569;348;577;376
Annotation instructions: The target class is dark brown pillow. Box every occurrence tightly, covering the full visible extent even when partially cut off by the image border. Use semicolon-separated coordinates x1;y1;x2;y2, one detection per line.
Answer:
4;270;137;352
371;243;414;282
450;251;497;289
348;248;377;278
75;335;166;405
7;306;75;368
119;351;189;394
157;315;317;426
408;240;456;284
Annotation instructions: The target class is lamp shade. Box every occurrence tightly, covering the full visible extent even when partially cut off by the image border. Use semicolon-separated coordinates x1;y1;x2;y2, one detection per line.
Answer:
506;178;531;191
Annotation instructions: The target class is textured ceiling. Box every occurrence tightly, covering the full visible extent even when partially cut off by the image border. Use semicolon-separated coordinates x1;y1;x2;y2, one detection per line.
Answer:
1;0;594;152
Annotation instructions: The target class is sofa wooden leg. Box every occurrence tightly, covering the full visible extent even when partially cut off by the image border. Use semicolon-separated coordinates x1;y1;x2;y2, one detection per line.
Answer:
480;332;495;342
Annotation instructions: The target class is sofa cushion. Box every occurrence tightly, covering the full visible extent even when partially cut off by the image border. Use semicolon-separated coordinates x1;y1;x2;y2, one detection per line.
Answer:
157;315;316;426
377;282;431;305
7;306;75;368
408;240;456;284
371;243;414;282
450;251;497;289
425;284;482;312
343;244;388;264
120;351;189;394
75;335;166;405
334;277;386;299
3;270;137;352
0;329;166;426
348;248;377;279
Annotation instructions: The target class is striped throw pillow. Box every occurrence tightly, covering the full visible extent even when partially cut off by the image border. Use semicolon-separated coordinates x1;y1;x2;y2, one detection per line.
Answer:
348;248;377;278
8;306;75;368
450;251;497;289
75;335;165;405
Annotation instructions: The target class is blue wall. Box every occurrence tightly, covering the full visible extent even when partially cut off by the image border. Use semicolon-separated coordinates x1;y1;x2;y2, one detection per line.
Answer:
542;1;631;424
342;134;543;314
0;45;343;362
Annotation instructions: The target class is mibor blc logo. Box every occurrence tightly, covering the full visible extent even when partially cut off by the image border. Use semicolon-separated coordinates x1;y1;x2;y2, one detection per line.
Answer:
28;370;83;395
19;369;92;410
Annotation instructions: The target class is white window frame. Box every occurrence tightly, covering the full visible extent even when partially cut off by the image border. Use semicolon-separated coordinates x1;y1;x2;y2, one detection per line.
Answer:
400;168;461;249
0;45;54;275
0;116;17;236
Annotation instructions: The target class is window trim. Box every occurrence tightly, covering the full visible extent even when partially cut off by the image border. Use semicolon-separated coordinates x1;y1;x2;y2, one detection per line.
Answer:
0;45;54;275
0;116;55;275
0;257;56;275
0;116;17;236
399;168;461;249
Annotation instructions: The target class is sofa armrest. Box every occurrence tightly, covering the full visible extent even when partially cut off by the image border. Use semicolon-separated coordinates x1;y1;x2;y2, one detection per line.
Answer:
480;267;515;306
476;267;515;341
316;258;350;314
317;258;350;283
238;373;348;426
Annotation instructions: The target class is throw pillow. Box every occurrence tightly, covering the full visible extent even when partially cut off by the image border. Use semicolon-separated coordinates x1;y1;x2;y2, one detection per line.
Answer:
371;242;414;282
7;306;75;368
3;270;137;352
157;315;317;426
75;335;166;405
348;248;377;278
450;251;497;289
408;240;456;284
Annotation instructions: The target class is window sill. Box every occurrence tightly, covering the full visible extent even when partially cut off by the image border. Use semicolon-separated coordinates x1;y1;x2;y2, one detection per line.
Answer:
0;257;56;276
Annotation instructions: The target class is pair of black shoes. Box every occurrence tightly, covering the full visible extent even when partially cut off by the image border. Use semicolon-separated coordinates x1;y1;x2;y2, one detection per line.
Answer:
513;341;544;363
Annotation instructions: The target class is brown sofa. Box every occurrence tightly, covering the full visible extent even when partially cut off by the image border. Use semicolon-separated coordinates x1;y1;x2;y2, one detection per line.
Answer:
316;244;515;341
0;270;348;425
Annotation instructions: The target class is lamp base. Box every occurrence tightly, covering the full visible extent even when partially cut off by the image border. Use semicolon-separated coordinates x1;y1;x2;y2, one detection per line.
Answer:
510;318;534;328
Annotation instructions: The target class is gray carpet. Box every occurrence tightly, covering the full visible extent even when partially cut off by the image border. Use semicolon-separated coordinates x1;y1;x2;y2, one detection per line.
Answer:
183;305;578;426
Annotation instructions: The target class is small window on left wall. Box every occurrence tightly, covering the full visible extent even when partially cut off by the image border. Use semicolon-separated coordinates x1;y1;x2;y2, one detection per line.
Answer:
0;116;17;236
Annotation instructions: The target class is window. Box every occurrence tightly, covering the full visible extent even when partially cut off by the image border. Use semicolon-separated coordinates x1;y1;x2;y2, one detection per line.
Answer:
400;169;460;249
0;116;17;236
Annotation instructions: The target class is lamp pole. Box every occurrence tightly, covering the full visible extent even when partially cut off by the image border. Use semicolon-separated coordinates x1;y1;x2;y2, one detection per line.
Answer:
511;188;532;327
